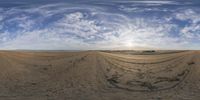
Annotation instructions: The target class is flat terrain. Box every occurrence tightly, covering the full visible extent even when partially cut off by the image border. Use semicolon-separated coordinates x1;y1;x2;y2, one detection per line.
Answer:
0;50;200;100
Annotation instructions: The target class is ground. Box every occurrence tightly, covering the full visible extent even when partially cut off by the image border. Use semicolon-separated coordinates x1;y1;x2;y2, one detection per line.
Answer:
0;50;199;100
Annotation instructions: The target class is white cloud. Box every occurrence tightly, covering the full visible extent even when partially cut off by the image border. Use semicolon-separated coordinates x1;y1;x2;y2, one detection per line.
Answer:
0;3;199;50
181;23;200;39
118;5;171;13
0;32;10;42
111;0;179;5
54;12;101;39
176;9;200;40
176;9;200;24
0;15;3;21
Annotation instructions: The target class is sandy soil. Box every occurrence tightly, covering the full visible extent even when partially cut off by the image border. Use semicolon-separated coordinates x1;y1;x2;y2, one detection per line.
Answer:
0;50;199;100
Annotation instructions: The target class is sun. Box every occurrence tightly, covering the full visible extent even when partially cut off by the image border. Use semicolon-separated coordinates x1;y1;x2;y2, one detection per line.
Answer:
125;41;133;47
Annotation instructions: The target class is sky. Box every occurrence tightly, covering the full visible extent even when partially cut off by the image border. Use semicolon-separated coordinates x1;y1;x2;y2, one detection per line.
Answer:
0;0;200;50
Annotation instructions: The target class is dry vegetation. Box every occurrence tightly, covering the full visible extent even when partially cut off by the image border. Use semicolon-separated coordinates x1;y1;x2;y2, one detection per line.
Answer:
0;50;199;100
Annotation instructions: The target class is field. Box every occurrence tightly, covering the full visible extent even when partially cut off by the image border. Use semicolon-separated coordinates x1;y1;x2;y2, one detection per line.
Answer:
0;50;199;100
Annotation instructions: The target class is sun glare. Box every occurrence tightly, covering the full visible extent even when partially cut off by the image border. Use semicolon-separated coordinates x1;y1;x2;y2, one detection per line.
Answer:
126;41;133;47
